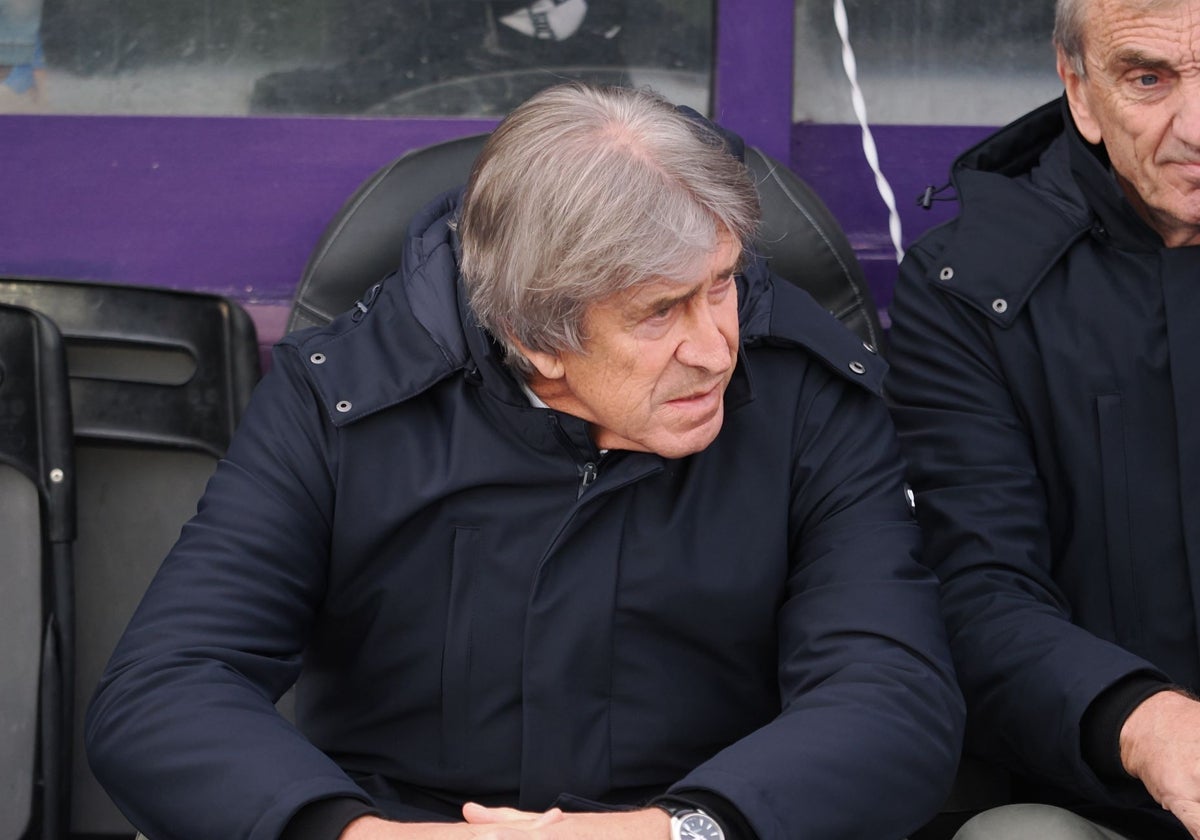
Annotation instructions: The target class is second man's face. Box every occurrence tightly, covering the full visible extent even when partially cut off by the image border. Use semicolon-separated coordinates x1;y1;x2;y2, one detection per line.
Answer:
1062;0;1200;246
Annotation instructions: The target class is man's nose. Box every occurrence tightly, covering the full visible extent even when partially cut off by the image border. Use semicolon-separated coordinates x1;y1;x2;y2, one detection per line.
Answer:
676;302;734;372
1174;78;1200;149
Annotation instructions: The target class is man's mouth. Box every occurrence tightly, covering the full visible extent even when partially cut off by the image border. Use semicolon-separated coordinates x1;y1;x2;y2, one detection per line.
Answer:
667;383;723;407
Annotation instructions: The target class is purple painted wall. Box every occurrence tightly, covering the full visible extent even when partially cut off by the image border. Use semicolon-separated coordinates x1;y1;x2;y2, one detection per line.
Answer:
0;115;497;300
790;122;994;321
714;0;793;164
0;115;995;357
0;114;496;355
0;0;1000;359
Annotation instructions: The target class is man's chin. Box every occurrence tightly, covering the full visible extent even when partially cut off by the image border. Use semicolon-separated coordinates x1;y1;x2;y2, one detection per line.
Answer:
650;411;725;459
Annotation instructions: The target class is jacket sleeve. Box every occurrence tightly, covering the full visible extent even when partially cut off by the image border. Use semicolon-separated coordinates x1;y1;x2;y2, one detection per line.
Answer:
673;361;965;840
85;344;375;840
885;238;1168;802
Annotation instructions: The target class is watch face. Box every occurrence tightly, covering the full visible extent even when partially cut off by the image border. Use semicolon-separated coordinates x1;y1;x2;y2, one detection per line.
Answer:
677;812;723;840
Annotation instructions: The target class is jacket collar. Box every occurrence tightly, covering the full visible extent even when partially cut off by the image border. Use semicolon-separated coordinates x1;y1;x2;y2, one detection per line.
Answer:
292;193;885;427
936;96;1171;326
1065;104;1165;252
737;254;885;395
934;97;1092;326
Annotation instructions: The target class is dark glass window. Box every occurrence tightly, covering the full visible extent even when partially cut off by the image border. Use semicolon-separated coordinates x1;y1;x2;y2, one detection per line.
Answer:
793;0;1061;125
10;0;712;116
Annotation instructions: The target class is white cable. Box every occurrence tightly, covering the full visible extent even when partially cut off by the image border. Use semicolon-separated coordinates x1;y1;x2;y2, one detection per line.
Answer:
832;0;903;263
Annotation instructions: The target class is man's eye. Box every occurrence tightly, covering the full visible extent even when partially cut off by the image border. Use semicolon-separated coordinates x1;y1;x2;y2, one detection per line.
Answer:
710;275;735;297
1137;73;1160;87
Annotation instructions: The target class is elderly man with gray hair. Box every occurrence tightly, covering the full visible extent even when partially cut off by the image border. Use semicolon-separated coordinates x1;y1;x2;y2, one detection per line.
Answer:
888;0;1200;838
85;83;963;840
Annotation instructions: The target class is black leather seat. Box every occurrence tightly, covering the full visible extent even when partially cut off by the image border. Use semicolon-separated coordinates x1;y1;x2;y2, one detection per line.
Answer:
287;133;884;353
0;302;74;840
0;278;261;839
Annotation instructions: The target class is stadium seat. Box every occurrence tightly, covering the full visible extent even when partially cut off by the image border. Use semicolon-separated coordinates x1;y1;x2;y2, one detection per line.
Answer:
0;302;74;840
0;278;261;839
286;133;885;351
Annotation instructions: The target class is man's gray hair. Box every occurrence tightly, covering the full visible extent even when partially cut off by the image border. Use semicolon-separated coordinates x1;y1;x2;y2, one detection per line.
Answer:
457;82;761;376
1053;0;1088;77
1054;0;1180;78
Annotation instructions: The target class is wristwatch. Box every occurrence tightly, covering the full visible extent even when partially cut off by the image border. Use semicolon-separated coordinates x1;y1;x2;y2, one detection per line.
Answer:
657;802;726;840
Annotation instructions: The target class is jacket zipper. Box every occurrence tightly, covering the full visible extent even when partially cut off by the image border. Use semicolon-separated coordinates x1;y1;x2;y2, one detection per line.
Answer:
578;461;599;497
547;414;601;498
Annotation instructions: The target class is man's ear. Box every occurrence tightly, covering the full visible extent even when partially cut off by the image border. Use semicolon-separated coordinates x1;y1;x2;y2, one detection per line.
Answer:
511;339;566;381
1058;48;1104;144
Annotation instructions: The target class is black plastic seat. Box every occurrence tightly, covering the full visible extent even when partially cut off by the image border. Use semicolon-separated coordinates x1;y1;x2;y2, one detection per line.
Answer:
287;133;884;352
0;278;261;839
0;302;74;840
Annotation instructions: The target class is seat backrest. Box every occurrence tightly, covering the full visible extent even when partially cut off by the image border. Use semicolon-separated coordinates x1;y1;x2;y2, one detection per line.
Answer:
0;302;74;840
743;147;883;349
288;134;487;333
0;278;261;838
287;133;884;350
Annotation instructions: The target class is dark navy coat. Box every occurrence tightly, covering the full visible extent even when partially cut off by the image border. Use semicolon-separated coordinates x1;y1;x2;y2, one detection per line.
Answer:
888;98;1200;836
87;191;962;840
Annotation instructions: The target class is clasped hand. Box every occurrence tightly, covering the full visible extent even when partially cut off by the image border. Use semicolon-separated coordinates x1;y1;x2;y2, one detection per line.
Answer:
1121;690;1200;838
340;802;671;839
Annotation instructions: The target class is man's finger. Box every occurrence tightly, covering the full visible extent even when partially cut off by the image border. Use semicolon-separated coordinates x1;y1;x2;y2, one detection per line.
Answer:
532;808;563;827
1163;798;1200;840
462;802;543;824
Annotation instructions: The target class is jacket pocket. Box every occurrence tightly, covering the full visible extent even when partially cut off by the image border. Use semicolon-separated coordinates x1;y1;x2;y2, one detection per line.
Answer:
1096;393;1140;643
442;525;479;769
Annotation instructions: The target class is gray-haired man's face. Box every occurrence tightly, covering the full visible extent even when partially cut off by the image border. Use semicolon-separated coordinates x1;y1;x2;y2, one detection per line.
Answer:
522;232;742;459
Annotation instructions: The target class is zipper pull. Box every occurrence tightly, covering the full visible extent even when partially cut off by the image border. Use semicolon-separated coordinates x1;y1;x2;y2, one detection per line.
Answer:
578;461;598;497
351;283;383;321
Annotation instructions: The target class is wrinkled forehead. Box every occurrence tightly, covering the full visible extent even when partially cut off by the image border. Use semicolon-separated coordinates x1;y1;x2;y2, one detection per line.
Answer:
1082;0;1200;61
1092;0;1189;16
1086;0;1192;34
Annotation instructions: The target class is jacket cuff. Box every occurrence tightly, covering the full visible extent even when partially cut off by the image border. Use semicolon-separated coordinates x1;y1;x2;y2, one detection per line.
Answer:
651;790;758;840
1080;673;1175;782
280;797;381;840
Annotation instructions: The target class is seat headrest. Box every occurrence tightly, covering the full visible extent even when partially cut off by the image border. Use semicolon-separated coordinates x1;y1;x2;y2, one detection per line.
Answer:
288;133;882;350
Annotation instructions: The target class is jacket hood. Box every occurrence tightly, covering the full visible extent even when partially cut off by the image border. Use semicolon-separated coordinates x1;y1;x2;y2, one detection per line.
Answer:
933;96;1166;327
932;98;1091;327
286;191;886;426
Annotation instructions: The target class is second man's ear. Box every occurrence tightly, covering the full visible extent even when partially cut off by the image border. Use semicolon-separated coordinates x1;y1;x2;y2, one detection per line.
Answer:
1058;49;1104;145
